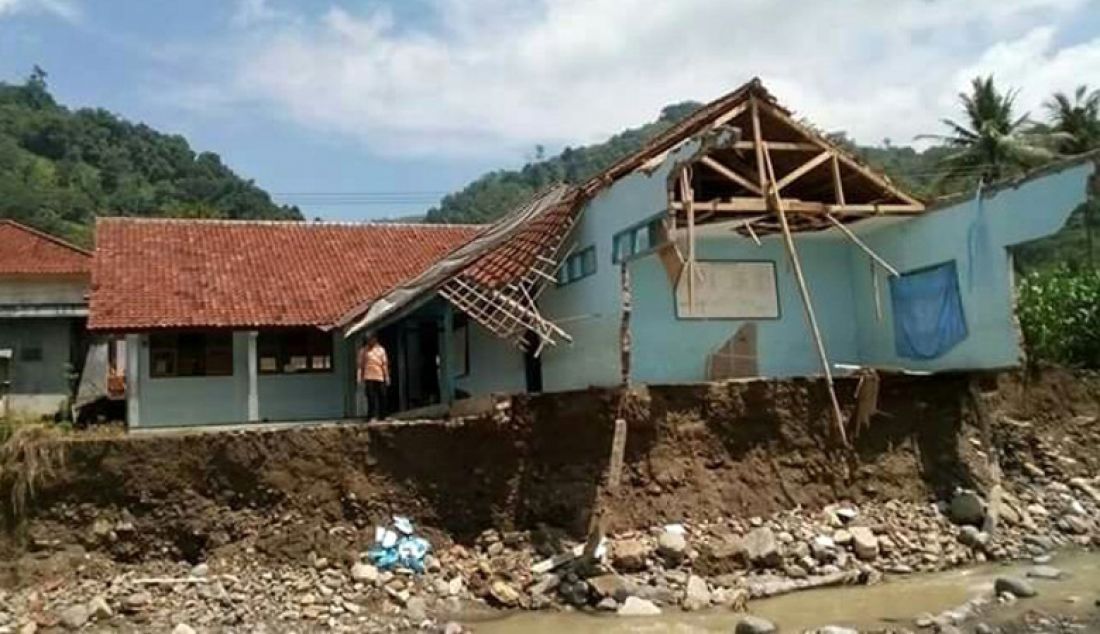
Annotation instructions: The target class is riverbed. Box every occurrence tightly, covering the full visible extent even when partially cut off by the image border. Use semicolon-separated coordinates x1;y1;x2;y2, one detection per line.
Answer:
469;551;1100;633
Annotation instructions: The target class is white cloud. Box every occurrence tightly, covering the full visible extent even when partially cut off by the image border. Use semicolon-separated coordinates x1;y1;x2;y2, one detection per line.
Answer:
231;0;290;28
0;0;79;21
199;0;1098;156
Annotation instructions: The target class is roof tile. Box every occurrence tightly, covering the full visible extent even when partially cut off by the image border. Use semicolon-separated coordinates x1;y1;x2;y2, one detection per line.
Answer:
0;220;91;276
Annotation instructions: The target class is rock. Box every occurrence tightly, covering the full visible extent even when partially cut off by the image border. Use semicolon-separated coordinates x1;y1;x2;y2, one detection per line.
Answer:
1061;515;1090;535
406;597;428;622
596;597;619;611
612;538;651;572
994;576;1037;598
617;596;662;616
189;562;209;578
849;526;878;561
350;562;379;583
657;531;688;565
784;564;808;579
812;627;858;634
698;536;748;575
559;580;589;607
1069;477;1100;504
528;573;560;598
447;576;465;596
735;615;778;634
1026;565;1064;580
588;574;631;601
712;587;749;610
59;605;89;630
834;507;859;523
489;580;521;607
949;490;985;526
86;596;112;620
741;528;782;568
682;575;711;611
811;536;836;563
832;529;853;546
122;591;152;613
958;525;988;549
171;625;196;634
443;623;465;634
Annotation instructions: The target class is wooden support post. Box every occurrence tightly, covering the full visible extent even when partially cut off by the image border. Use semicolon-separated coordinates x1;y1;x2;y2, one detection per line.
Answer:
745;221;762;246
763;144;849;447
680;166;697;310
825;215;900;277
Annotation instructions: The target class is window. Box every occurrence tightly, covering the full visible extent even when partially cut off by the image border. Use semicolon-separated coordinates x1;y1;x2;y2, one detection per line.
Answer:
150;331;233;378
556;246;597;285
612;215;667;263
258;329;333;374
19;345;42;362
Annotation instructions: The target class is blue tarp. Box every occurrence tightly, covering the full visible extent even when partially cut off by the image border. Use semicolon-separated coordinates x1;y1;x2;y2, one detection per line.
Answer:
890;261;968;360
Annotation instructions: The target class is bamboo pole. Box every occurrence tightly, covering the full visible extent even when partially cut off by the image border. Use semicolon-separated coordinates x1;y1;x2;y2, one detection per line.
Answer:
680;166;697;311
763;143;849;447
825;215;900;277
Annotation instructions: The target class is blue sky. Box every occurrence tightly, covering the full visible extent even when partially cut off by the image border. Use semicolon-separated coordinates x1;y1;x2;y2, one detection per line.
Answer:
2;0;1099;221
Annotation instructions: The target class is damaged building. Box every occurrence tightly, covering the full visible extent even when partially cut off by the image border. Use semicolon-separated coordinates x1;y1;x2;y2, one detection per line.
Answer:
82;79;1097;429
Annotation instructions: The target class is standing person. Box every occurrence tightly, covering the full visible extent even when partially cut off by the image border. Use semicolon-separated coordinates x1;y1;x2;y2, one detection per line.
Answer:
358;336;390;421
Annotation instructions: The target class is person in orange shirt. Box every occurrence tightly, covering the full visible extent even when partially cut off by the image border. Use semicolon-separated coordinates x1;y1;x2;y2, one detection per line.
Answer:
357;336;390;421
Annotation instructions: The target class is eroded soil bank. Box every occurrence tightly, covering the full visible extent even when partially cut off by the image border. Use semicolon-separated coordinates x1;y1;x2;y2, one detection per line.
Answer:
0;368;1097;632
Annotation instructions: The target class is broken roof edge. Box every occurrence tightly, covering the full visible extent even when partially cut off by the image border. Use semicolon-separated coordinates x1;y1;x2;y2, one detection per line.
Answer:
0;219;93;258
339;185;576;336
925;148;1100;213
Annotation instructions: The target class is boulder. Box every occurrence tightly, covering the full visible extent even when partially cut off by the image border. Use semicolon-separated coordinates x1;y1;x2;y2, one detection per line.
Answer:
682;575;711;611
59;605;89;630
949;490;985;526
657;531;688;565
735;615;778;634
697;536;748;575
612;538;651;572
489;580;521;607
832;529;853;546
617;596;662;616
350;562;379;583
86;596;112;620
588;574;632;602
1026;566;1064;580
994;576;1037;598
741;528;782;568
849;526;879;561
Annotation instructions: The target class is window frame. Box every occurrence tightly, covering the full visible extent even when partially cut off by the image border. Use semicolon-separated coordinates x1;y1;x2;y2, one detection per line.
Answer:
612;213;668;264
556;245;598;286
257;328;335;376
149;331;234;379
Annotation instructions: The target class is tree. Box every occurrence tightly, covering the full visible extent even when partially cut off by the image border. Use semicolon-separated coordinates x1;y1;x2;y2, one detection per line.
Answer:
1045;85;1100;265
1045;85;1100;155
921;76;1060;186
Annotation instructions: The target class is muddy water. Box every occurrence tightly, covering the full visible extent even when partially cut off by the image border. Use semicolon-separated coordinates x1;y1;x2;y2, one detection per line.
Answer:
470;552;1100;633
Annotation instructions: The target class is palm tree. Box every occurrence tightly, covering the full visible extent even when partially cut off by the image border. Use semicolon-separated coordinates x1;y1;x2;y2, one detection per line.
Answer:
1046;85;1100;264
921;76;1059;186
1045;85;1100;154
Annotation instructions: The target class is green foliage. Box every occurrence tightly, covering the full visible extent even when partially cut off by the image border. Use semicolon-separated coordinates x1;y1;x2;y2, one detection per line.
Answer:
0;69;300;244
426;101;703;224
1016;265;1100;368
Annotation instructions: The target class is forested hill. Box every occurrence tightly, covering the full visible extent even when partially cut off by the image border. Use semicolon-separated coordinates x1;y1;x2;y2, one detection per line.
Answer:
426;105;960;225
0;69;300;245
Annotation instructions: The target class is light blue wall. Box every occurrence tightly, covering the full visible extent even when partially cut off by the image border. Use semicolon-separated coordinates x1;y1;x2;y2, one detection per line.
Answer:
851;163;1093;371
628;233;859;383
135;330;350;427
258;332;349;422
456;322;527;396
434;157;1095;395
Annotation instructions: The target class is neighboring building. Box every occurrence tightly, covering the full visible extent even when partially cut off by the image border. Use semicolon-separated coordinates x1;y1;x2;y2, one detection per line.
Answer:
345;79;1097;399
0;220;92;418
88;219;479;428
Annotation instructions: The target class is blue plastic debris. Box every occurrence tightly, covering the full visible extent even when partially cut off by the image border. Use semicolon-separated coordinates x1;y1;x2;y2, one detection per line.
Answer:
367;516;432;573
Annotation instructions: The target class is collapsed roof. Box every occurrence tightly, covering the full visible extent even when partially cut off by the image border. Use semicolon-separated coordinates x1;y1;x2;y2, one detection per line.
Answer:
344;78;927;350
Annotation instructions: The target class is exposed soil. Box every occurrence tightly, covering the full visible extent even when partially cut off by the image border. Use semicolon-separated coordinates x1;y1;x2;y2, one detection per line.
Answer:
1;368;1096;583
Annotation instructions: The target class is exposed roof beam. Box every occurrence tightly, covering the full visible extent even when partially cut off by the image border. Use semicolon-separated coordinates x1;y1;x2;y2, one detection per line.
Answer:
671;199;925;215
699;156;763;195
774;150;832;191
732;141;819;151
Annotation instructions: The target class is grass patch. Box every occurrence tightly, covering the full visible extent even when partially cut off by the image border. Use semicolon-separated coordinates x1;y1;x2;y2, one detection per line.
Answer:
0;419;67;520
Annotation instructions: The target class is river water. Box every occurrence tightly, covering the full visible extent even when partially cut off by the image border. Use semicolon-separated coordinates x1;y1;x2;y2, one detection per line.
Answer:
468;552;1100;633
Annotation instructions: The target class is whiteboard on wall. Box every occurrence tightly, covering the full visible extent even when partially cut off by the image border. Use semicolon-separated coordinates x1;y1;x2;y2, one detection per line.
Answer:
676;261;779;319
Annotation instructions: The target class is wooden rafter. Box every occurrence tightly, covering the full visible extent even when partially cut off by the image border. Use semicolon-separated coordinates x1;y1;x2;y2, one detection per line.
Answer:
700;156;762;195
753;99;924;207
774;150;831;191
671;199;924;215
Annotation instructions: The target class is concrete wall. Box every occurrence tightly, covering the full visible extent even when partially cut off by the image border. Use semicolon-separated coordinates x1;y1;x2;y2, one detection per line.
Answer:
851;162;1094;371
0;317;76;418
452;149;1094;395
258;332;350;422
132;330;350;428
455;322;527;396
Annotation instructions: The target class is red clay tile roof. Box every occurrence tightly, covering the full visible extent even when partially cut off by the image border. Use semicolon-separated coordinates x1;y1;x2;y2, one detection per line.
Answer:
89;218;481;331
0;220;91;276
